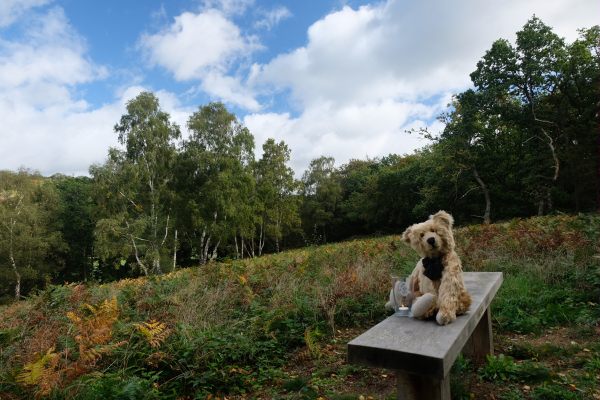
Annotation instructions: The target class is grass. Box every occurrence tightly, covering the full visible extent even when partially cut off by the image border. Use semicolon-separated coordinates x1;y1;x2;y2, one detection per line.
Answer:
0;213;599;399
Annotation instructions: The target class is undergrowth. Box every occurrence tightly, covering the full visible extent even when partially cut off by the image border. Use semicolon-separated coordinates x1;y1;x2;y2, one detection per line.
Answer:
0;213;598;399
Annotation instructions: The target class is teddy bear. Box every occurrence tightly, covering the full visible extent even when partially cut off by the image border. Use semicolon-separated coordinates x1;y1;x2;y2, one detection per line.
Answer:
401;210;471;325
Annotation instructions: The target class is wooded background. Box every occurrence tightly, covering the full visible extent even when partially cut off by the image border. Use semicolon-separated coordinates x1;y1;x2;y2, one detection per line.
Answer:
1;17;598;302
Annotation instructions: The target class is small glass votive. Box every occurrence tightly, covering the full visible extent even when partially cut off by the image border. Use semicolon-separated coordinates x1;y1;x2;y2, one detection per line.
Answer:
391;275;410;317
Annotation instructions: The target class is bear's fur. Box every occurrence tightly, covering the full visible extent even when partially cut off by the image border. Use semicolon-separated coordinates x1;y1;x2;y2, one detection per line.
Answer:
401;210;471;325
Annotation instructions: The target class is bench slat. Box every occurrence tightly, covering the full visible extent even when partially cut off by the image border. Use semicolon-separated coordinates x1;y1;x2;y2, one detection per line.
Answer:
347;272;503;378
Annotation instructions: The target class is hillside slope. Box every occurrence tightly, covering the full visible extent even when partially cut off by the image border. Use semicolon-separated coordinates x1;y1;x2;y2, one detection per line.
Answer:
1;214;599;399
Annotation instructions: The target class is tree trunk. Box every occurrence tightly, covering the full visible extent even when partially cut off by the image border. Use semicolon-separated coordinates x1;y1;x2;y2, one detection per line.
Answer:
199;228;206;264
210;240;220;261
202;236;211;265
126;221;149;275
10;253;20;300
152;257;162;275
83;249;87;282
473;168;491;224
249;237;255;258
275;216;281;253
234;235;239;259
172;229;177;272
241;236;245;260
546;187;553;213
258;222;264;256
597;116;600;211
14;271;20;301
9;217;21;300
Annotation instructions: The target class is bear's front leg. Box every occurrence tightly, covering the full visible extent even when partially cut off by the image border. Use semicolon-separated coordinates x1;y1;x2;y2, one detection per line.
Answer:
410;293;437;319
436;268;461;325
435;307;456;325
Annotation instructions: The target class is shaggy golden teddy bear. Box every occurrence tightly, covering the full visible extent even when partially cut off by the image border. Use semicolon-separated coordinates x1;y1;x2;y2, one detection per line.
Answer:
402;210;471;325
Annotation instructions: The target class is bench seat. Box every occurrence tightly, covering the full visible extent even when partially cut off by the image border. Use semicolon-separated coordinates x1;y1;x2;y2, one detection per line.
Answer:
347;272;503;399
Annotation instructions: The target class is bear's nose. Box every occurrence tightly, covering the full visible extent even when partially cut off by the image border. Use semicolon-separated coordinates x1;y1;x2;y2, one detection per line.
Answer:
427;237;436;246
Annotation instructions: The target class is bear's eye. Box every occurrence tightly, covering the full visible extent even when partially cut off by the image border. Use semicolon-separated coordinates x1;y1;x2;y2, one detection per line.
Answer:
430;228;435;232
420;233;424;238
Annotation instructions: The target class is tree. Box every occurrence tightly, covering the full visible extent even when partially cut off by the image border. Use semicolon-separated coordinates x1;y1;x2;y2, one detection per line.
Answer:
471;17;567;213
53;175;95;282
174;102;256;263
300;156;342;243
0;170;65;300
556;26;600;211
91;92;180;276
255;139;299;254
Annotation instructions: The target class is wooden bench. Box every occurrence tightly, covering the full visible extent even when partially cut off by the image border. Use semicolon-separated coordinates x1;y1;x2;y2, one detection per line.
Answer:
347;272;503;400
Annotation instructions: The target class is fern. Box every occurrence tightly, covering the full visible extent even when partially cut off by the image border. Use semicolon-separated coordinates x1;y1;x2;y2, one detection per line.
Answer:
67;297;120;351
304;327;323;359
16;347;61;398
134;320;170;348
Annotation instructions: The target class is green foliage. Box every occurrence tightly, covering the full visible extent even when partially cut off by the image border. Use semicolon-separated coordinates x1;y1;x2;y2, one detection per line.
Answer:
584;356;600;372
498;389;526;400
255;138;300;253
450;354;473;400
68;372;162;400
1;213;600;398
531;383;582;400
301;156;342;244
478;354;550;384
478;354;520;382
53;176;95;283
0;15;599;400
0;169;67;302
91;92;180;277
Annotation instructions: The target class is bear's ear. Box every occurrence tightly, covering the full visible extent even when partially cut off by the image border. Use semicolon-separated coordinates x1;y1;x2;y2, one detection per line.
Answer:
431;210;454;228
401;227;412;244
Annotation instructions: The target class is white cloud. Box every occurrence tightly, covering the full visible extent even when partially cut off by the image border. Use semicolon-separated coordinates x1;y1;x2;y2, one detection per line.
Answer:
246;0;599;174
200;72;261;111
254;6;292;30
0;0;51;28
140;10;254;80
140;9;261;110
0;8;190;176
2;0;598;177
0;8;107;91
244;98;446;175
202;0;255;16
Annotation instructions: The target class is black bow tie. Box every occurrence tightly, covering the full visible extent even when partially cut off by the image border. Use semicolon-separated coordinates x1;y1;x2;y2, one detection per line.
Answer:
422;257;444;281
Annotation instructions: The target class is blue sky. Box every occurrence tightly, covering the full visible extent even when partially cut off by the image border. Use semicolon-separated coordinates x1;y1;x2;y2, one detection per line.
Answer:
0;0;598;176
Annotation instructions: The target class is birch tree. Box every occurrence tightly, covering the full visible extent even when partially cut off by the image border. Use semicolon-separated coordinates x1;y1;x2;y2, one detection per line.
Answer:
91;92;180;275
255;139;299;254
0;170;65;300
175;102;256;264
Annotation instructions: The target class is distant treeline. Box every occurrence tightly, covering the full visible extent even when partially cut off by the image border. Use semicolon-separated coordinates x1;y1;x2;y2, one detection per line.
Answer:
1;17;598;302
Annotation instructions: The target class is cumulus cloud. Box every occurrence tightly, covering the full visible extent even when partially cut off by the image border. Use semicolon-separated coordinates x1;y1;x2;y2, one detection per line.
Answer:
140;10;257;81
2;0;598;177
140;9;261;110
246;0;599;174
244;98;447;175
0;8;188;176
0;8;107;91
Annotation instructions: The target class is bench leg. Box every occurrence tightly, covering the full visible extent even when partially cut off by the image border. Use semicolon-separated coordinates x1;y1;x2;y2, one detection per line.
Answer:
396;372;450;400
463;307;493;364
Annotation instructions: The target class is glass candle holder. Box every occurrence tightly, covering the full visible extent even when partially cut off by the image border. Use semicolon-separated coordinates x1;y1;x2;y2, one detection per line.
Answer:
390;275;410;317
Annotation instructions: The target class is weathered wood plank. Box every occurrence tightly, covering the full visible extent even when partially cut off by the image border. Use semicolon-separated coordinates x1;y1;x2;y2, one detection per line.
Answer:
347;272;503;378
462;307;493;364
